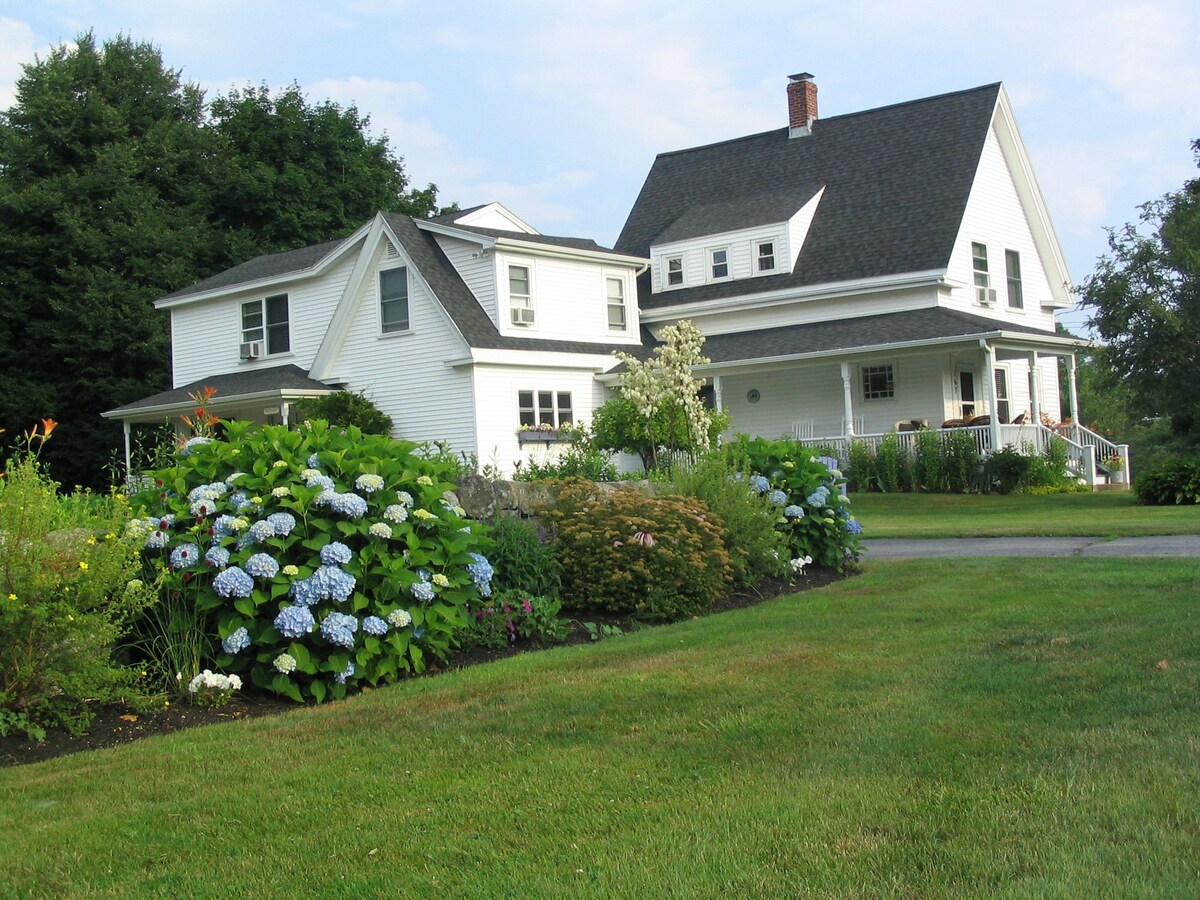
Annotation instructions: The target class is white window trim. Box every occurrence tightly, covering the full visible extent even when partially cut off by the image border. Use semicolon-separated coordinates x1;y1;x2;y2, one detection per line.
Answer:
707;246;732;283
1004;248;1024;312
240;294;291;357
860;361;897;402
378;264;413;336
604;271;630;333
754;239;778;274
660;253;685;291
506;260;536;330
517;388;574;430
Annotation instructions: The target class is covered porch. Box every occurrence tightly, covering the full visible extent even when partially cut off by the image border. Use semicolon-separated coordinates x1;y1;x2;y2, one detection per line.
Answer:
101;364;337;473
695;307;1126;487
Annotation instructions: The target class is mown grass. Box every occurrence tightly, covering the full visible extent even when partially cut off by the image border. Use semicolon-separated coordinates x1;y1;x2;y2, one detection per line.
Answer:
2;558;1198;897
851;489;1200;537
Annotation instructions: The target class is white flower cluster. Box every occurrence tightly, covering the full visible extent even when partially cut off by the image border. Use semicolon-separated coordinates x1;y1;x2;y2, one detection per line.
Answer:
790;555;814;574
187;669;242;694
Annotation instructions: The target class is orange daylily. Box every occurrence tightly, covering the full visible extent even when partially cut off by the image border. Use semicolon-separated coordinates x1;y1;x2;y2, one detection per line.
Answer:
41;418;57;437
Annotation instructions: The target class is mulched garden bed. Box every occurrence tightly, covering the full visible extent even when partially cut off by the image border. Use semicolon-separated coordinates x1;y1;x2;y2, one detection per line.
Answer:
0;566;851;769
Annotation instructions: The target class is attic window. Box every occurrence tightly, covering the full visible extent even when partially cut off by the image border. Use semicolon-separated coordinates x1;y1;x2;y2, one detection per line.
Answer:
666;255;684;287
709;247;730;281
756;241;776;273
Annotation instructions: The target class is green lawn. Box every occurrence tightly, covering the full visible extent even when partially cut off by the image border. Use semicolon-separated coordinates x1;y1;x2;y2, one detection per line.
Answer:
2;559;1197;896
851;489;1200;538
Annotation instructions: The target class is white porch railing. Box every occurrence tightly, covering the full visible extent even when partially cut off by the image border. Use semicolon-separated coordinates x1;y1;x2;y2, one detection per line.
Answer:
796;421;1125;488
1054;423;1131;484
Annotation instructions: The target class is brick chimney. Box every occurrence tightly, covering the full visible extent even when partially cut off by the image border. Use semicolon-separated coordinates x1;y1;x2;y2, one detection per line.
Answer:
788;72;817;137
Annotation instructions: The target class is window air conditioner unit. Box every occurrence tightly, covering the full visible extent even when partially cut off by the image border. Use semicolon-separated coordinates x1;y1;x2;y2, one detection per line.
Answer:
510;307;535;327
240;341;263;360
976;287;997;306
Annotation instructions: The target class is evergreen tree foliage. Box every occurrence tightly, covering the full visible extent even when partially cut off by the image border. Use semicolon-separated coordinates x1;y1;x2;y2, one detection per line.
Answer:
0;33;447;487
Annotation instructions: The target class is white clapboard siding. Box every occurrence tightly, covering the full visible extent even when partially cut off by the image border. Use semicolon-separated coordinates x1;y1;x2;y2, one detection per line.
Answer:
434;234;498;326
787;187;825;269
946;125;1057;329
169;255;356;388
328;241;476;451
650;221;791;293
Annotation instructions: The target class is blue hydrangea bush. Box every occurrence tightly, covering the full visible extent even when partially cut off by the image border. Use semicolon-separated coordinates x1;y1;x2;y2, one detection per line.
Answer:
131;420;494;702
725;436;862;571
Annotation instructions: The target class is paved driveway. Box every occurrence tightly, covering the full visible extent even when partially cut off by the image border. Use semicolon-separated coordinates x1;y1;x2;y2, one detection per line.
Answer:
862;535;1200;558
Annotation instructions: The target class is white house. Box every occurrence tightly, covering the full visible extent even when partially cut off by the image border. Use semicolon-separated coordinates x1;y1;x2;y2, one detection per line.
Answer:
105;74;1127;484
612;74;1125;483
104;202;650;475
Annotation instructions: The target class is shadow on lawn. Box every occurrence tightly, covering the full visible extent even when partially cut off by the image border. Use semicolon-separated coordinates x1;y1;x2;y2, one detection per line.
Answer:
0;566;852;768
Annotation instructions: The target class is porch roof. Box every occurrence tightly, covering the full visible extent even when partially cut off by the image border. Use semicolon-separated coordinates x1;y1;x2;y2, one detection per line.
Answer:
101;364;336;423
695;307;1084;370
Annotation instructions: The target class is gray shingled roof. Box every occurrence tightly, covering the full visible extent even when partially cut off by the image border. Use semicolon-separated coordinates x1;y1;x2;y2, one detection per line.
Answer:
698;307;1077;366
161;238;350;301
616;83;1001;311
434;222;608;253
383;212;653;358
105;365;334;417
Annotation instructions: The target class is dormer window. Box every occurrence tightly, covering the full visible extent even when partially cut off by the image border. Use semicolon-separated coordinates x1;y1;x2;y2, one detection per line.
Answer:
756;240;777;273
666;255;684;287
509;264;534;327
709;247;730;281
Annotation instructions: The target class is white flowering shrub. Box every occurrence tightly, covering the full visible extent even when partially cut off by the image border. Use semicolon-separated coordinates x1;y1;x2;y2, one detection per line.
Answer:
131;420;494;703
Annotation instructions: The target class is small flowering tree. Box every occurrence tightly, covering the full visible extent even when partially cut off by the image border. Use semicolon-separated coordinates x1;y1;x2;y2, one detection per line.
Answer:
131;419;495;703
595;320;727;470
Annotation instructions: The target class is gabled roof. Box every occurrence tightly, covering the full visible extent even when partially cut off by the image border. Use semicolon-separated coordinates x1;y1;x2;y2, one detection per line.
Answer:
428;222;608;253
696;307;1082;368
616;83;1002;310
382;213;652;358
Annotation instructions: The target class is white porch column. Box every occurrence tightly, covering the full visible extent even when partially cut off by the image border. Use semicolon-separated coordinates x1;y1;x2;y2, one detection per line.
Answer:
281;401;290;428
982;342;1001;452
122;421;132;478
1028;351;1041;423
840;362;855;436
1068;354;1080;426
712;375;724;412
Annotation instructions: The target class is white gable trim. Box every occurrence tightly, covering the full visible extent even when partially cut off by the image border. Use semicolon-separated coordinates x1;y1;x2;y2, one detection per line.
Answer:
154;221;373;310
415;219;648;270
990;87;1073;308
308;214;472;381
460;347;625;372
787;186;826;269
452;202;539;234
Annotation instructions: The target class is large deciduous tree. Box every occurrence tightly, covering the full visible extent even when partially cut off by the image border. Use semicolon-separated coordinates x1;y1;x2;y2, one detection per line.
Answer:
1081;140;1200;441
0;33;447;487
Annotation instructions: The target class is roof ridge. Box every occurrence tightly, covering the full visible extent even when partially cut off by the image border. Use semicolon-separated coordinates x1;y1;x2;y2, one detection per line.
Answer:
652;82;1002;161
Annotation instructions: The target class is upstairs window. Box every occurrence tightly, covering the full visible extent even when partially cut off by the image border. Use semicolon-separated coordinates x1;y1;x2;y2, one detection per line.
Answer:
862;364;895;401
241;294;290;355
756;240;776;273
518;390;573;428
1005;250;1024;310
606;276;628;331
709;247;729;281
666;255;684;287
379;267;410;333
509;264;534;327
972;242;990;288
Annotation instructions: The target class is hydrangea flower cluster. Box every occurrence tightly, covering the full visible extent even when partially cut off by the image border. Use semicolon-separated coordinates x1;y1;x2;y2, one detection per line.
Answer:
749;475;770;494
186;669;241;707
135;420;494;704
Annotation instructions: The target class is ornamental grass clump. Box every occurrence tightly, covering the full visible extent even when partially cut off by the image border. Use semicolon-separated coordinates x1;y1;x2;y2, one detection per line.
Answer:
543;478;730;622
131;419;495;703
724;436;862;571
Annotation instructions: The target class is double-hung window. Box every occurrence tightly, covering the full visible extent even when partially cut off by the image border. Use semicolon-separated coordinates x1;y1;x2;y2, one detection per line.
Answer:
606;276;628;331
972;242;990;288
241;294;290;355
709;247;730;280
518;390;573;428
756;240;776;273
1005;250;1024;309
666;255;684;287
509;264;534;327
379;267;409;333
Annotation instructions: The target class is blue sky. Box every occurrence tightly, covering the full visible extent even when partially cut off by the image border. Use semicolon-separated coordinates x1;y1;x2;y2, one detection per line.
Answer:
2;1;1197;332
